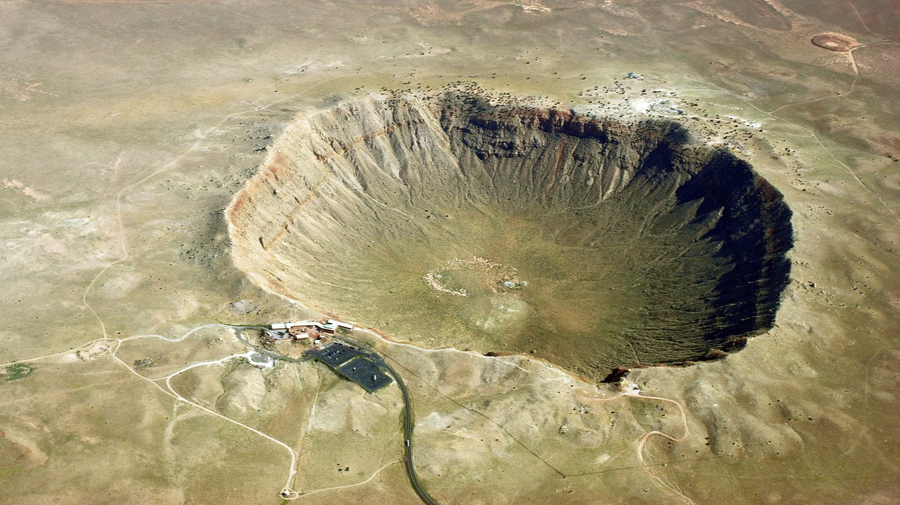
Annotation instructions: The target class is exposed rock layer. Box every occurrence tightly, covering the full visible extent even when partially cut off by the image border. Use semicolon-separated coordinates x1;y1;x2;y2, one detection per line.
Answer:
227;93;793;378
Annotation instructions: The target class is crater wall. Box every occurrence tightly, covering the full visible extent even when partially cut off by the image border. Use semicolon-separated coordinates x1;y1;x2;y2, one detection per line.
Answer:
227;93;793;378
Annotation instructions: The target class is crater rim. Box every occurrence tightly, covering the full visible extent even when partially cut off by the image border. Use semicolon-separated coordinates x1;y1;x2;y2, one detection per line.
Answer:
225;90;794;379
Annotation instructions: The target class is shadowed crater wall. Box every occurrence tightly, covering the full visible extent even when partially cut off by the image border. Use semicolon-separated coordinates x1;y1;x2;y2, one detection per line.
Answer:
227;93;793;379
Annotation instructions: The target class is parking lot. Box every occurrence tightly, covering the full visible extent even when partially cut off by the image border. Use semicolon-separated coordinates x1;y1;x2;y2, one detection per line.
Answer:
306;343;393;393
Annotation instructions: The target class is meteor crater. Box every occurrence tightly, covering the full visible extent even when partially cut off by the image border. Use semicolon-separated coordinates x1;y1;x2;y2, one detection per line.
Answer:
227;92;793;379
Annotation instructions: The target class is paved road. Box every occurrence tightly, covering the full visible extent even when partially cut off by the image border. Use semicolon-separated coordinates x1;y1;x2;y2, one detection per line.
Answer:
370;353;439;505
335;334;438;505
232;327;438;504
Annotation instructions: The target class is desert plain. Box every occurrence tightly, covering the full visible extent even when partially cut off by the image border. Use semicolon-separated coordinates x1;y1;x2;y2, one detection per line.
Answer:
2;1;900;504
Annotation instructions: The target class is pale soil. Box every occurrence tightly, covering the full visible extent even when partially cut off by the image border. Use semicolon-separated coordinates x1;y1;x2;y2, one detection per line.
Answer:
1;0;899;503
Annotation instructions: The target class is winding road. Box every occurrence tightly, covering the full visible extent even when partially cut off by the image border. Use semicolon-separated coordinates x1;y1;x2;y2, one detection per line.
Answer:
370;353;439;505
331;333;438;505
231;327;438;504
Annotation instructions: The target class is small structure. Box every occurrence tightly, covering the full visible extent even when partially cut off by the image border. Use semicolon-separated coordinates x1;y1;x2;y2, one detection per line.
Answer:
328;319;354;330
319;319;353;335
271;318;353;337
271;320;322;331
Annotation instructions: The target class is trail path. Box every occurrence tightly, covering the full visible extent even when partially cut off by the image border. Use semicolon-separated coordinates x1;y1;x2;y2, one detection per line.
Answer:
295;460;400;500
44;76;340;498
767;41;897;115
357;324;697;503
81;76;339;340
577;386;695;504
0;74;728;503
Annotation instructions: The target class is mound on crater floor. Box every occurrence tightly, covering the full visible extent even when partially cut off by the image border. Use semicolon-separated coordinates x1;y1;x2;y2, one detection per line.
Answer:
227;93;793;379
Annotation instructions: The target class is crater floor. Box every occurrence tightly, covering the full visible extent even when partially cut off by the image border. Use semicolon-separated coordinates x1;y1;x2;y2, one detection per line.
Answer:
228;92;792;378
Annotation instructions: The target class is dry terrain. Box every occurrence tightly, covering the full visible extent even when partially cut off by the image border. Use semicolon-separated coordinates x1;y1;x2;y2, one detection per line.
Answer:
2;1;899;504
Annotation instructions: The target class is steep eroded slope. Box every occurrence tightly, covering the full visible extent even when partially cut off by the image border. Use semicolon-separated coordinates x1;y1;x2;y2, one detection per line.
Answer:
227;93;793;378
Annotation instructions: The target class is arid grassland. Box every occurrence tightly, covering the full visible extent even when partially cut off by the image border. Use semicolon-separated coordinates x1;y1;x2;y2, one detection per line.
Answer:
1;1;899;503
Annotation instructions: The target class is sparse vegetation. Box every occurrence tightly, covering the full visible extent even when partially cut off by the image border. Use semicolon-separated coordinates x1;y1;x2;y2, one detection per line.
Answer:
257;330;277;350
5;363;36;381
1;1;895;502
133;357;155;370
229;93;792;376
